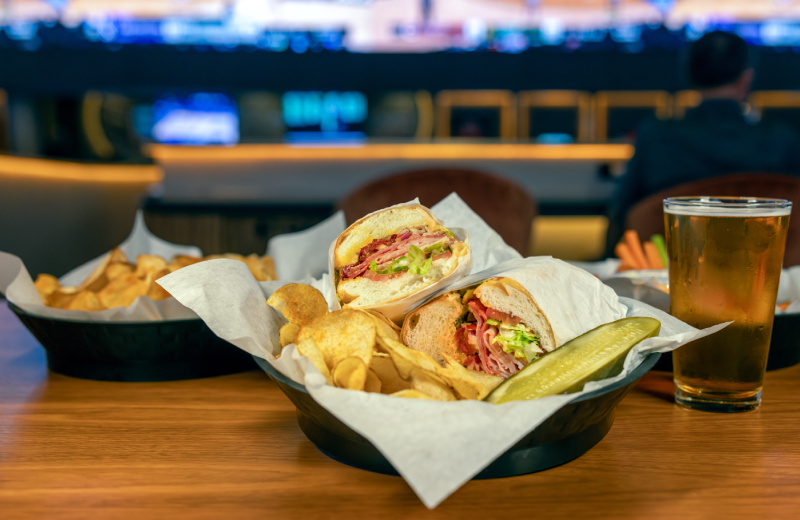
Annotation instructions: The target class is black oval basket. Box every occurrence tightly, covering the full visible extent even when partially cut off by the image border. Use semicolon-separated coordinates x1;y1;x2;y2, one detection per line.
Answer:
9;302;255;382
255;352;660;479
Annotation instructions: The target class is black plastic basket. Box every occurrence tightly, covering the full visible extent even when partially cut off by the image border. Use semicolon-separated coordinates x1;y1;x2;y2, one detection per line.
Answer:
9;302;256;382
255;352;660;479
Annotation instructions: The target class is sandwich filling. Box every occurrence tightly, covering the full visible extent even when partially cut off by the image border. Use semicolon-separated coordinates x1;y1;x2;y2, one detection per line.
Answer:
340;226;458;282
456;290;544;378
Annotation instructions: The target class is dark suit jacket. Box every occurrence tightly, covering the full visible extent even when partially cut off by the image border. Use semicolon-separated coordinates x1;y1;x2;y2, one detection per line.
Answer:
606;99;800;253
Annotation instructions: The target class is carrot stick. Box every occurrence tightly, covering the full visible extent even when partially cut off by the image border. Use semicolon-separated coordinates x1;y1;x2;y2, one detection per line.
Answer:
624;230;649;270
644;241;665;269
650;234;668;267
615;243;643;271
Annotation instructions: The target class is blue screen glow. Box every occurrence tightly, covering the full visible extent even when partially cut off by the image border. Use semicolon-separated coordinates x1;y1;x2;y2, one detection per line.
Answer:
150;93;239;145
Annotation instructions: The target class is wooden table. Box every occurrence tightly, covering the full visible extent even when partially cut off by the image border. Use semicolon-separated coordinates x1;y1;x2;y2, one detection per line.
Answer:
1;300;799;519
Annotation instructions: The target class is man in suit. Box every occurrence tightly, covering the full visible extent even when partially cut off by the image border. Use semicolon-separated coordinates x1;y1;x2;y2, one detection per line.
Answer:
607;31;800;252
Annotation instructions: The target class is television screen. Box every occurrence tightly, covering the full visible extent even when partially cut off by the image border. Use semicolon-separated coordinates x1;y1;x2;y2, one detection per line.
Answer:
282;90;368;141
3;1;800;52
137;93;239;145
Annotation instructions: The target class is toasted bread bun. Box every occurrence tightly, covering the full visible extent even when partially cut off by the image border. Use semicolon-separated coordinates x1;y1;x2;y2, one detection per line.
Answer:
334;205;439;270
473;278;556;353
401;292;465;366
401;277;556;367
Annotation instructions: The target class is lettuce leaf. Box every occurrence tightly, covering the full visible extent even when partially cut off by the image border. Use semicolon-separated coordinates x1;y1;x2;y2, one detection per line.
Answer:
494;328;541;362
369;245;433;276
423;242;445;256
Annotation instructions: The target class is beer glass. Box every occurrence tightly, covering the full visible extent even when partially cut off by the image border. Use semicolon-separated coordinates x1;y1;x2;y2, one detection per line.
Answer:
664;197;791;413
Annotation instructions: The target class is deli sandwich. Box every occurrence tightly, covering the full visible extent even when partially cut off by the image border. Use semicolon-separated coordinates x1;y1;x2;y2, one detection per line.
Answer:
401;260;627;379
333;204;470;309
401;278;546;378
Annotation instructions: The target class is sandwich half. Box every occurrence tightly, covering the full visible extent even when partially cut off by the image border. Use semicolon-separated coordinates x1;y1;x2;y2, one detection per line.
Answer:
401;277;554;379
334;204;470;308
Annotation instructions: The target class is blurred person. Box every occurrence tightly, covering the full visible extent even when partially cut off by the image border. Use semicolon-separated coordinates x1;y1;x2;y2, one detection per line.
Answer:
606;31;800;253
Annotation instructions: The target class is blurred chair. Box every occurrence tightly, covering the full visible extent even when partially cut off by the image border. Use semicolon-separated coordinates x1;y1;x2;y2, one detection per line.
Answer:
237;91;286;142
364;91;432;139
0;155;161;277
434;90;517;139
336;168;536;255
518;90;592;142
593;91;672;141
624;173;800;266
82;91;147;161
673;90;702;119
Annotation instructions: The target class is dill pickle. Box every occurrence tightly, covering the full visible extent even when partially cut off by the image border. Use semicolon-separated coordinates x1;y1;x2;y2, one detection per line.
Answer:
484;317;661;404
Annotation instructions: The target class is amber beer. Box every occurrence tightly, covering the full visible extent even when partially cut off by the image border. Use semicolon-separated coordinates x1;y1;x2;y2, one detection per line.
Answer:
664;197;791;412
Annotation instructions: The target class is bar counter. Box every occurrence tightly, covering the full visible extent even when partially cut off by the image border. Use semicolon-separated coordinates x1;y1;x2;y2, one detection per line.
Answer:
1;299;798;518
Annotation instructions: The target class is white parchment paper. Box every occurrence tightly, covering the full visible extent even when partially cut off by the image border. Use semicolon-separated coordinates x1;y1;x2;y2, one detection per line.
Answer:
0;211;202;321
267;211;347;280
159;256;726;509
776;265;800;314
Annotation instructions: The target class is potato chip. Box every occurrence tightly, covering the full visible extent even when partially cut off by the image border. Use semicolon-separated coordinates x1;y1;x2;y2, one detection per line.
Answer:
78;253;113;293
47;288;79;309
279;323;301;347
332;357;368;391
390;389;436;400
365;369;382;393
34;274;61;300
65;290;106;312
260;256;277;281
370;356;412;394
38;250;276;311
146;269;172;301
268;284;329;326
105;262;135;281
204;253;245;261
375;335;440;379
76;247;128;293
109;247;128;264
362;310;401;342
168;255;203;271
438;354;503;401
409;368;457;401
97;273;148;309
296;309;375;370
296;338;333;385
243;254;277;282
135;254;168;279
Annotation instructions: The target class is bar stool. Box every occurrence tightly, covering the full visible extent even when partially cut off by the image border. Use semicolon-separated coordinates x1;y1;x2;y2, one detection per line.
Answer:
518;90;592;142
434;90;517;139
593;91;672;141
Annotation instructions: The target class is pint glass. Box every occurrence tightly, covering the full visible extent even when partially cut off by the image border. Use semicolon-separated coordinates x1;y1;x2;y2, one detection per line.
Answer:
664;197;791;413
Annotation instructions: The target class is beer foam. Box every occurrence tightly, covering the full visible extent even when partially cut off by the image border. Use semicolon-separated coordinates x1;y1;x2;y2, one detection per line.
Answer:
664;199;792;217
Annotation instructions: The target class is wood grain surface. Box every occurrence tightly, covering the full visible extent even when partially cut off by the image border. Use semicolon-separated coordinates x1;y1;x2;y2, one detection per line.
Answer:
1;300;799;519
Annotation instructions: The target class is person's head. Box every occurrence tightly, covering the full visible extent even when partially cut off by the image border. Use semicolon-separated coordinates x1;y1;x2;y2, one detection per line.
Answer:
687;31;753;103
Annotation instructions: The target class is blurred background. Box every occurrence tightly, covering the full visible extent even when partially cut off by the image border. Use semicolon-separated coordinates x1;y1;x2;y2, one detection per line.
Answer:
3;0;800;276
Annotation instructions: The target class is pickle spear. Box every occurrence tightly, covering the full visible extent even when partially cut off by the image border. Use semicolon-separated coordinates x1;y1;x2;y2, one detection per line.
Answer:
485;317;661;404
